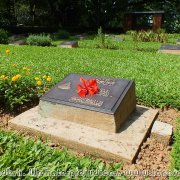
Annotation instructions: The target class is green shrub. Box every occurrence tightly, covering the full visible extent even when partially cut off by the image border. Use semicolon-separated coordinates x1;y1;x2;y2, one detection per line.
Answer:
171;118;180;179
26;34;52;46
126;30;136;36
0;55;53;111
0;29;8;44
156;28;166;34
94;27;118;49
56;29;70;39
132;30;168;43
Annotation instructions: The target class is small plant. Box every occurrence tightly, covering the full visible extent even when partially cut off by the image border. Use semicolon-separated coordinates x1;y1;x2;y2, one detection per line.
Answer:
26;34;52;46
131;30;168;43
0;29;8;44
56;29;70;39
94;27;118;49
96;27;105;47
156;28;166;34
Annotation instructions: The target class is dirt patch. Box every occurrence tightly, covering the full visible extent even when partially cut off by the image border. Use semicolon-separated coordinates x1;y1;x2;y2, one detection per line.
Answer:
158;108;180;127
121;108;179;179
122;138;171;179
0;114;11;128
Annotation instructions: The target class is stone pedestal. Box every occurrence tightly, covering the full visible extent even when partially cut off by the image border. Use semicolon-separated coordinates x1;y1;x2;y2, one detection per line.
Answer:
8;74;159;163
159;44;180;55
58;41;78;48
9;106;158;163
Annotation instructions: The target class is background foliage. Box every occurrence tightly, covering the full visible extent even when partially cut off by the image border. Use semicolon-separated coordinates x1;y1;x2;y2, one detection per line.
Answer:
0;29;9;44
0;0;179;33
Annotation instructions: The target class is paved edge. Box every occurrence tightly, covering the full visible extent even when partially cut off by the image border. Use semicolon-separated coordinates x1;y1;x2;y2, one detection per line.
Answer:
8;106;158;164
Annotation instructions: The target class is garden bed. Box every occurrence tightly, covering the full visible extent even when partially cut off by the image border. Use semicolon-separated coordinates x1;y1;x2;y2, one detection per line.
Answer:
0;108;179;179
0;34;179;178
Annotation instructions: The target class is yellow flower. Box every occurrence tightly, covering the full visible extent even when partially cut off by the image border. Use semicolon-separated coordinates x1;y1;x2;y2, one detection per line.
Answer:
11;74;21;82
46;77;52;82
12;64;17;67
22;67;30;71
43;87;48;92
6;49;10;55
15;74;21;78
34;77;40;81
43;75;47;79
36;80;42;86
0;75;9;80
12;76;17;82
0;75;5;79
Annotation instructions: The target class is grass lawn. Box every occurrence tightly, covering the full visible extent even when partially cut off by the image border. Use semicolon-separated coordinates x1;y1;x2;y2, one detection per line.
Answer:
0;34;179;179
0;130;125;179
0;35;180;109
171;117;180;179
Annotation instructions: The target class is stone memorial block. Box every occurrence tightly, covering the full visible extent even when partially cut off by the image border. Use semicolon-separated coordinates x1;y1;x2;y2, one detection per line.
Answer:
177;39;180;45
74;34;87;40
159;44;180;55
58;41;78;48
13;40;27;45
113;37;125;42
39;74;136;133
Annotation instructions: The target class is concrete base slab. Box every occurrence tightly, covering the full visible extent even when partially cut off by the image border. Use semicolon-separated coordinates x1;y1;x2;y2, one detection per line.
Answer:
8;105;158;163
159;44;180;55
159;50;180;55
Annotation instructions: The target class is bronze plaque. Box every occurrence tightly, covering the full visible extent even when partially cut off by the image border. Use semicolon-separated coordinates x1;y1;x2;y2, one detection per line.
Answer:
40;74;135;114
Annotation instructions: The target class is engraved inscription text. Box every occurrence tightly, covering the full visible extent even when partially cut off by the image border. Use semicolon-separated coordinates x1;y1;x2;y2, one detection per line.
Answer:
69;96;103;107
96;78;115;86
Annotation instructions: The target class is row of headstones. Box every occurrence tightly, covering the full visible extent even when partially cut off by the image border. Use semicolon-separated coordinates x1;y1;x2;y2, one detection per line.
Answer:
8;34;180;55
59;38;180;55
59;38;180;52
8;34;125;48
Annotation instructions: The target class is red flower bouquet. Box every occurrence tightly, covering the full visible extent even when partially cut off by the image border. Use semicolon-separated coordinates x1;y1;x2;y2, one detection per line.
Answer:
77;77;99;97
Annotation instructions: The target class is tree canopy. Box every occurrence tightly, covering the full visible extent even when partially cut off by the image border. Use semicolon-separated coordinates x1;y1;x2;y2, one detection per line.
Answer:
0;0;179;33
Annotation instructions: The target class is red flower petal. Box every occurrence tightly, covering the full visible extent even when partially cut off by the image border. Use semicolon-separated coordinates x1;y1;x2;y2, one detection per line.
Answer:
80;77;88;88
78;89;87;97
77;77;99;97
77;84;83;92
89;79;97;87
88;88;96;96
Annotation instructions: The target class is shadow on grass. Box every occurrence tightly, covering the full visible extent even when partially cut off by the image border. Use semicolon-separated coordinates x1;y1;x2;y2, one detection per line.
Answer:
135;48;158;53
